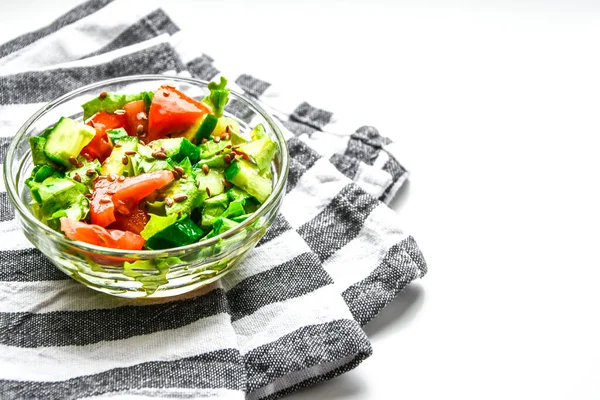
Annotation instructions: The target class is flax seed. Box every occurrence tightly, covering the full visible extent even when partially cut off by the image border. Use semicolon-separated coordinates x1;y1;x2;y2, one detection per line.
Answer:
100;196;111;203
165;197;174;207
108;173;117;182
85;193;92;199
224;154;232;164
157;192;166;201
122;155;129;165
73;173;81;183
107;189;116;195
68;156;78;166
124;150;136;156
201;138;208;144
225;144;231;149
174;166;185;176
99;91;108;99
86;169;96;177
202;164;209;175
225;125;230;134
173;194;188;203
136;124;144;134
117;175;125;182
213;135;221;143
115;142;122;148
152;151;167;159
206;187;211;197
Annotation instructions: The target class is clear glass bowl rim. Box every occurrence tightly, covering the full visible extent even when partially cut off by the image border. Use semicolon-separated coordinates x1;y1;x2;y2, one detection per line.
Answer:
3;74;289;258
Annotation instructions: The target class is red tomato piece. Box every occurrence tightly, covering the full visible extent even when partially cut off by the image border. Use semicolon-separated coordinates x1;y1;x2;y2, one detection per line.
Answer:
88;111;128;131
107;204;150;235
124;100;148;136
90;170;174;227
60;218;145;250
81;130;112;163
146;85;210;142
81;112;127;163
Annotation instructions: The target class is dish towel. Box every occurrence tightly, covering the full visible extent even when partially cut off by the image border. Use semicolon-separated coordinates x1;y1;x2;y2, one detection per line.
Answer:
0;1;427;399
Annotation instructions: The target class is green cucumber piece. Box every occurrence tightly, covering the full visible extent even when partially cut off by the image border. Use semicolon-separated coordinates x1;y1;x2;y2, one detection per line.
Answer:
196;114;218;141
150;137;200;164
235;137;277;172
225;159;272;203
145;216;204;250
44;117;95;167
101;136;138;177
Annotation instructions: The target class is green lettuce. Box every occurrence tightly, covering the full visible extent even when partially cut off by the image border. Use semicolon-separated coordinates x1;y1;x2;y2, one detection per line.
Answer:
140;213;178;240
203;77;230;118
81;91;154;120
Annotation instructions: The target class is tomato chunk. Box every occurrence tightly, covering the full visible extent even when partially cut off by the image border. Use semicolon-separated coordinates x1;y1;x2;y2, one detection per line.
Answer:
81;112;127;163
124;100;148;136
146;85;209;142
107;204;150;235
90;170;174;227
60;218;145;250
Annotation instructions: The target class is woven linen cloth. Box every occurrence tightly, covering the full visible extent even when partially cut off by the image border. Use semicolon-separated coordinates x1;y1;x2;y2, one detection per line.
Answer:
0;1;427;399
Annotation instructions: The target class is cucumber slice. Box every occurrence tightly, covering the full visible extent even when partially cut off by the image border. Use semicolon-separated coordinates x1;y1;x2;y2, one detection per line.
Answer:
196;114;218;141
101;136;138;177
225;159;272;203
44;117;95;167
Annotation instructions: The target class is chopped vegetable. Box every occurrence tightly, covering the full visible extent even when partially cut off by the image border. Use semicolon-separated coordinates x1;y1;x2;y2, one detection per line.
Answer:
60;217;145;250
146;85;210;142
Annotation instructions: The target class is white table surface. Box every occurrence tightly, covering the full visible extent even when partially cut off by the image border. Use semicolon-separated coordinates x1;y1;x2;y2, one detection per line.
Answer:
1;1;600;399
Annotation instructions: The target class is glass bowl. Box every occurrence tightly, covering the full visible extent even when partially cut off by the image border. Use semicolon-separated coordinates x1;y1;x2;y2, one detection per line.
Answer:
3;75;289;298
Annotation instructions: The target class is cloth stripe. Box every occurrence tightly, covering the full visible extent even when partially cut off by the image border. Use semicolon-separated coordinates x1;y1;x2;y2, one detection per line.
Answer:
0;0;114;59
0;312;237;382
329;153;360;180
256;352;369;400
0;43;184;105
290;102;333;130
255;214;293;247
0;136;12;163
227;252;332;321
244;319;371;393
235;74;271;98
0;192;14;222
0;349;245;399
232;285;354;355
0;288;228;347
284;138;321;192
186;55;220;81
342;236;426;326
0;248;66;282
298;183;380;263
84;9;180;58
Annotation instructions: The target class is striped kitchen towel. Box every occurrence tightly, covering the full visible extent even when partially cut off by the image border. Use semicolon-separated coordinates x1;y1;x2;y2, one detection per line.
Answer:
0;1;427;399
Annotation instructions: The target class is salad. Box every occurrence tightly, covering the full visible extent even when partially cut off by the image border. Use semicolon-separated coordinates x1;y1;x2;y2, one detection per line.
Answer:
26;78;277;251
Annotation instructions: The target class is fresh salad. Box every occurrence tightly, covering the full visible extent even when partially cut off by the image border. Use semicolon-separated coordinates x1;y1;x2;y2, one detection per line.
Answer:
26;78;277;251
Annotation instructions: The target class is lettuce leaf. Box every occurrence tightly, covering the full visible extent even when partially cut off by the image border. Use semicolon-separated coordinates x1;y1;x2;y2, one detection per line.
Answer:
203;77;230;118
140;213;178;240
82;91;154;120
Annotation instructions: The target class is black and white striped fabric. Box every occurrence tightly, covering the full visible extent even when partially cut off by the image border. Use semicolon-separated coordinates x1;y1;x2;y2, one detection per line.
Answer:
0;1;427;399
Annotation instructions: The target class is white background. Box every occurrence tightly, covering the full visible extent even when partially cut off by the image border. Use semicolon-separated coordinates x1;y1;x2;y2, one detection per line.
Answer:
1;0;600;398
